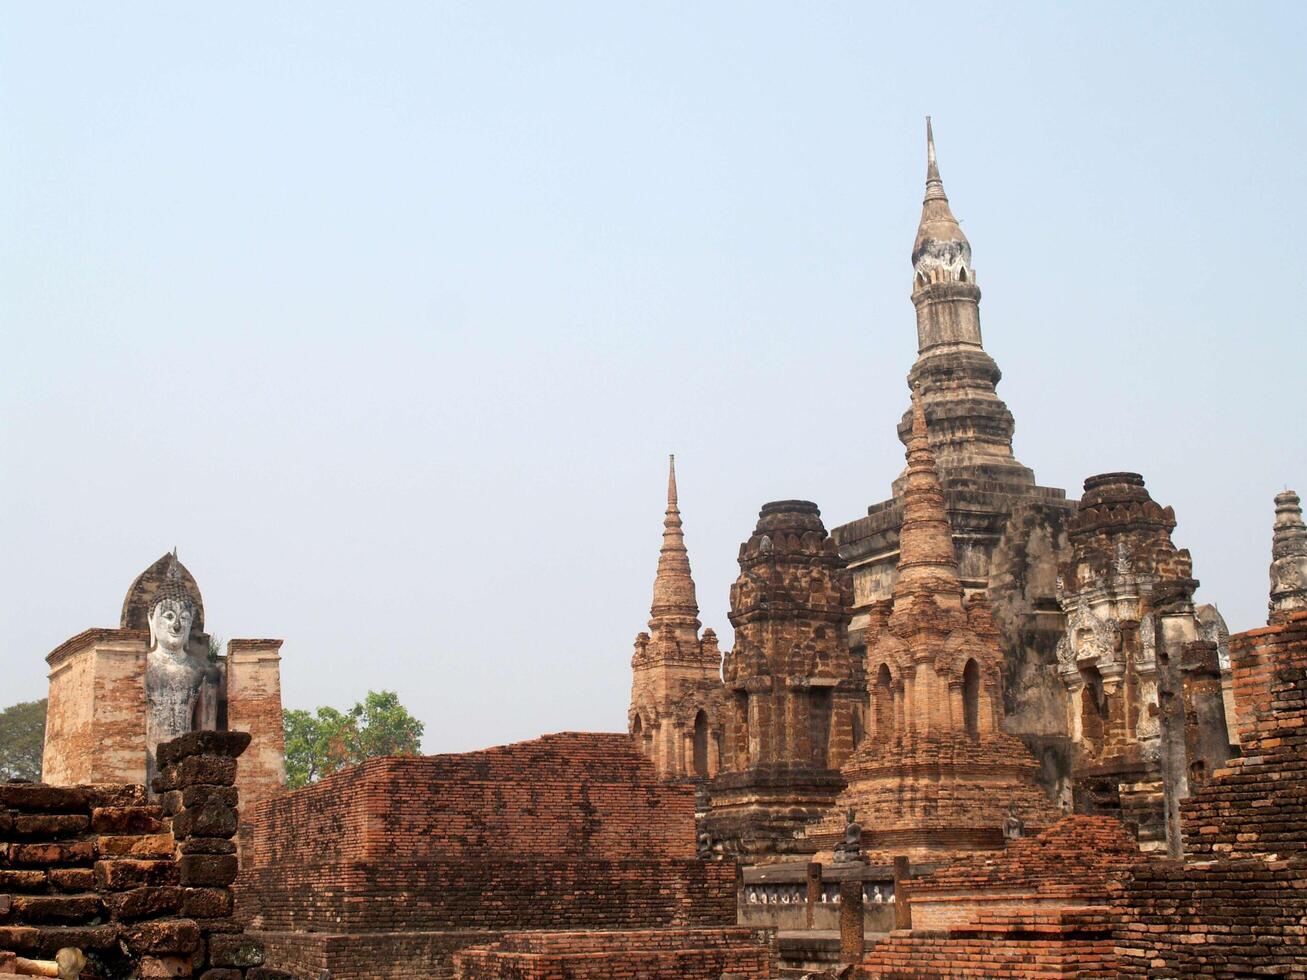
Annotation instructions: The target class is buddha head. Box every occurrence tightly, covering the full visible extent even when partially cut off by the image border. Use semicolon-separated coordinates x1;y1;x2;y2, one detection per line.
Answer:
148;559;197;657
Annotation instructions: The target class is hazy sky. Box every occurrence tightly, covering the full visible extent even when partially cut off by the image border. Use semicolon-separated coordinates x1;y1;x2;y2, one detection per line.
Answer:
3;3;1304;753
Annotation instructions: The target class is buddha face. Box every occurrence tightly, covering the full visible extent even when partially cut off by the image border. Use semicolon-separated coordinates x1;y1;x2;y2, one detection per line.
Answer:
148;598;193;656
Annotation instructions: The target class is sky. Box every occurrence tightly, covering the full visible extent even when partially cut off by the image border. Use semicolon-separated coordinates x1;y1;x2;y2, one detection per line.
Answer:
2;2;1304;754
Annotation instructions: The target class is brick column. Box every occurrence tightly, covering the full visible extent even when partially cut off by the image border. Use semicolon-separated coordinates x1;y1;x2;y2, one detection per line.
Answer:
805;862;822;929
225;639;287;808
155;730;273;976
839;878;864;961
892;856;912;930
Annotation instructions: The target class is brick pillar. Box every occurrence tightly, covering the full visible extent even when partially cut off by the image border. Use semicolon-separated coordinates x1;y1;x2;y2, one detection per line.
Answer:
225;639;287;808
155;730;271;975
839;878;864;961
805;862;822;929
892;856;912;930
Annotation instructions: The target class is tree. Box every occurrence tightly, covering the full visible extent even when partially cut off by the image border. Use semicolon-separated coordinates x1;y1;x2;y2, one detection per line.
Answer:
283;690;424;789
0;699;47;781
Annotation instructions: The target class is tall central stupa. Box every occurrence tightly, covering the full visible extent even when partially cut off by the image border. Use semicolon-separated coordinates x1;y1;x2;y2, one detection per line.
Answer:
832;120;1078;794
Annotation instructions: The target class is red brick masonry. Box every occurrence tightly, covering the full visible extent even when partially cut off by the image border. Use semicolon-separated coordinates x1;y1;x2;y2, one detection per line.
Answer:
452;927;776;979
1;730;287;979
237;732;743;979
1114;610;1307;977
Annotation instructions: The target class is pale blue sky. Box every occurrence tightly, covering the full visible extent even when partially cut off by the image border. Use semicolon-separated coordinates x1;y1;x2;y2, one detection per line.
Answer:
2;3;1303;752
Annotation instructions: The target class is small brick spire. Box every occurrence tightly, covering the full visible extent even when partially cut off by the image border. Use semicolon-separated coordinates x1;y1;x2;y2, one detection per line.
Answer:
1270;489;1307;621
894;391;963;600
649;455;701;633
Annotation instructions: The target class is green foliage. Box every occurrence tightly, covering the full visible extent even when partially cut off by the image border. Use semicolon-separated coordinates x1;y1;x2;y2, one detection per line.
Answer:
283;690;424;789
0;699;47;781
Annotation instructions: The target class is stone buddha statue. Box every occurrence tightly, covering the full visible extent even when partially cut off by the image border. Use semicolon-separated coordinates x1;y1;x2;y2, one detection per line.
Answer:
1003;802;1026;841
834;808;863;863
144;559;207;787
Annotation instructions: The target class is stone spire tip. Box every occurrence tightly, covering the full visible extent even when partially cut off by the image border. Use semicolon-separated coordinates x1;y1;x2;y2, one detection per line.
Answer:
926;116;938;181
667;454;678;510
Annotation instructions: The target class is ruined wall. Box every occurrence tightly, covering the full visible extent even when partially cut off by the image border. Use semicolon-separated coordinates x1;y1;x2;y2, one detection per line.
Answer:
43;630;150;787
903;816;1147;931
860;907;1118;979
238;733;738;979
1;731;282;979
1113;610;1307;976
452;928;776;980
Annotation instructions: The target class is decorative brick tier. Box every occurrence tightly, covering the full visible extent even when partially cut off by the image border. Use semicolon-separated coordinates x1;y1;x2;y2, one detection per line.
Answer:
906;815;1149;931
238;732;740;979
860;907;1118;979
452;927;777;979
0;731;285;979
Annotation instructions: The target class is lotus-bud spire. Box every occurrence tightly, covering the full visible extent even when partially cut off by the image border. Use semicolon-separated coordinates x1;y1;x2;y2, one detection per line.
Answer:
894;390;963;600
650;454;701;634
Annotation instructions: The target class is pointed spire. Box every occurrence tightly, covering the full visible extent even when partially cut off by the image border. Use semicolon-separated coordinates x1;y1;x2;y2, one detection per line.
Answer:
650;454;701;634
894;390;964;599
925;116;944;200
1270;489;1307;621
913;116;970;273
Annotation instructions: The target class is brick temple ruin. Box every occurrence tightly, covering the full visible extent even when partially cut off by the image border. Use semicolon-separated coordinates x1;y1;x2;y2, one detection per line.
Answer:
7;120;1307;977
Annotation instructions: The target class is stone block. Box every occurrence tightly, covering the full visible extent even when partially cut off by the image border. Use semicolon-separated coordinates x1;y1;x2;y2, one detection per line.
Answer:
181;786;238;809
207;934;265;969
197;971;242;980
179;854;238;887
96;858;181;890
106;885;183;922
245;971;294;980
123;919;201;955
6;841;95;867
11;814;89;839
172;802;237;840
48;868;96;893
156;731;251;769
9;894;101;924
181;887;232;919
0;870;48;892
177;837;235;855
85;783;149;808
0;785;88;813
155;757;237;792
97;833;175;858
30;924;119;956
91;806;164;834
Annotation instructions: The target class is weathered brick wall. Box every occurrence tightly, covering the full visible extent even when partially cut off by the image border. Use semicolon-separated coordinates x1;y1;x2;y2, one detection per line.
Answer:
238;732;739;980
226;640;288;810
43;629;150;787
1113;610;1307;976
1;731;286;979
243;732;697;869
860;907;1118;979
241;859;735;933
452;927;777;979
905;815;1148;932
